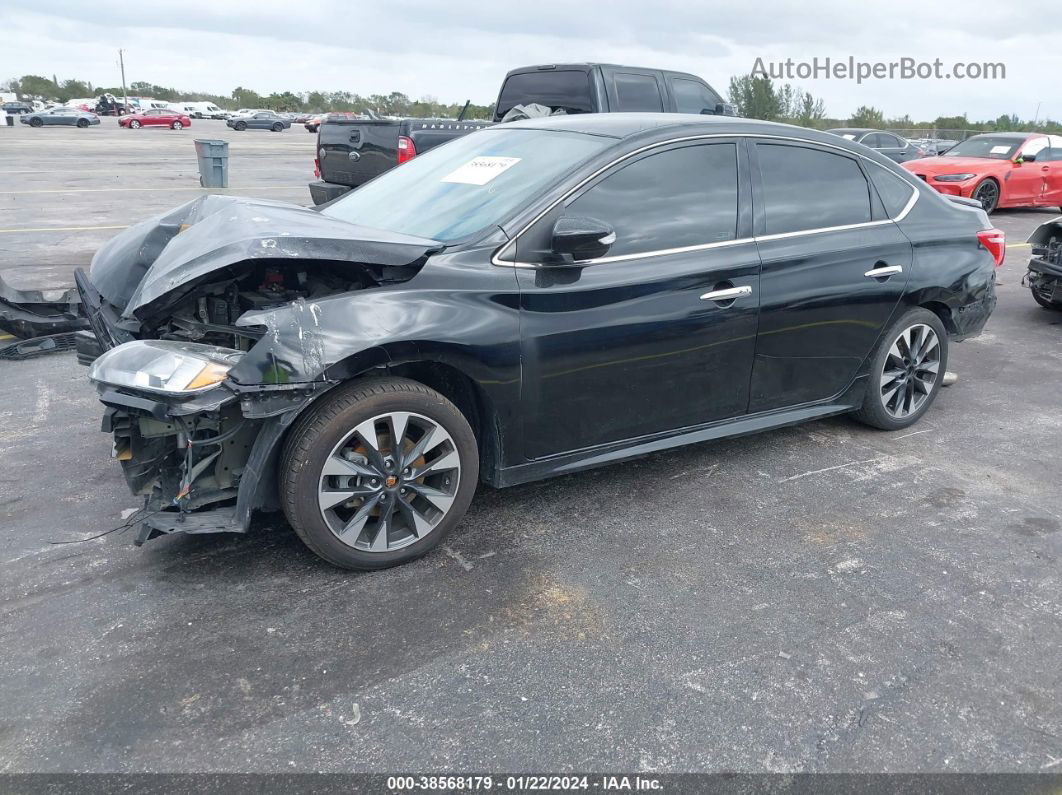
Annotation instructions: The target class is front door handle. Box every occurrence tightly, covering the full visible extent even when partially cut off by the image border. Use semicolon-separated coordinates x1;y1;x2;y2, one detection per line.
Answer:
700;285;753;302
864;265;903;279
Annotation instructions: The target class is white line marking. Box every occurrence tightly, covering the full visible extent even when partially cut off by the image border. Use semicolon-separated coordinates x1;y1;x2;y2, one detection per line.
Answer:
778;457;887;483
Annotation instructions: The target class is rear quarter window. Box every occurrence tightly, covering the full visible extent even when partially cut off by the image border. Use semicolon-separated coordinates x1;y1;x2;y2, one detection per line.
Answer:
869;166;917;218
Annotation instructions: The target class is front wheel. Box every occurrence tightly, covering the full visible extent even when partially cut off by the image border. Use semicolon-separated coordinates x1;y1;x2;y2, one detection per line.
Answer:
129;119;141;129
852;308;948;431
972;179;1000;213
280;378;479;570
29;117;43;127
234;121;246;131
76;118;88;128
171;120;183;130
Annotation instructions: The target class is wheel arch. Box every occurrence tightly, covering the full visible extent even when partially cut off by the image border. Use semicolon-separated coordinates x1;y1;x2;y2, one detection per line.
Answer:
321;346;505;483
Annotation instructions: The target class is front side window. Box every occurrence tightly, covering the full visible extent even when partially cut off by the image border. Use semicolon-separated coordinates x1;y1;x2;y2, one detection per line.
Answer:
672;78;721;114
1019;137;1050;159
757;143;872;235
563;143;738;257
322;128;611;242
613;73;664;112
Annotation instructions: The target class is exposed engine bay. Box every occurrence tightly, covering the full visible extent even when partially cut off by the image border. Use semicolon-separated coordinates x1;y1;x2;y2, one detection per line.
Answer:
77;194;443;542
1025;218;1062;306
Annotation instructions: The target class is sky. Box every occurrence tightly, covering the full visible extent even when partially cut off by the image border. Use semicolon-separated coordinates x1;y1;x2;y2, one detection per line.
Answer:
1;0;1059;122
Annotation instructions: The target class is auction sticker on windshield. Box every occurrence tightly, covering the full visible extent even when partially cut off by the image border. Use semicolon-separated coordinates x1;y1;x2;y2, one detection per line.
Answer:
441;156;521;185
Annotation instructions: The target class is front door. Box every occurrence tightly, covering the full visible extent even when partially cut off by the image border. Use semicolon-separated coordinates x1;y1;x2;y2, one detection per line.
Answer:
749;140;912;411
514;140;761;460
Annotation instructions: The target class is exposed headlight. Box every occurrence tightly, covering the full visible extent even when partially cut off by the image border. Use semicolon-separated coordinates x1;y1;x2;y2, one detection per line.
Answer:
933;173;976;182
88;340;243;396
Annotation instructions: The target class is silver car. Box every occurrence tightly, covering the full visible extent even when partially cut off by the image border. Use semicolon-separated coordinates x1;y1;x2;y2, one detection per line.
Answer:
21;107;101;128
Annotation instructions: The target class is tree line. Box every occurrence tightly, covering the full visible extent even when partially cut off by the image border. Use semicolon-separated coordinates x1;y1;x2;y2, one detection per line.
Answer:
2;75;496;120
726;73;1062;135
5;71;1059;133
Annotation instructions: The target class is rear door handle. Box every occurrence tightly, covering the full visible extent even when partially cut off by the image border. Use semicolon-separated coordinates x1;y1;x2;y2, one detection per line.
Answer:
864;265;903;279
700;285;753;302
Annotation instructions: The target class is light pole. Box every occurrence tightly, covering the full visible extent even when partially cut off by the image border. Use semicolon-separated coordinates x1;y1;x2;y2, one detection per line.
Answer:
119;49;128;114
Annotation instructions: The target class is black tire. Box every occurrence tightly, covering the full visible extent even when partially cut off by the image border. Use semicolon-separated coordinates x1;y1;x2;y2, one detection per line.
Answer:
76;118;88;128
280;377;479;571
1031;286;1062;310
852;307;949;431
234;121;246;131
972;178;1000;213
29;117;42;127
271;122;283;132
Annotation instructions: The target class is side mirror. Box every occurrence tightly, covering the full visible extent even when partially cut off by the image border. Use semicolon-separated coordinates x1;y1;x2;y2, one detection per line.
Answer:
551;216;615;262
714;102;735;116
1019;152;1037;163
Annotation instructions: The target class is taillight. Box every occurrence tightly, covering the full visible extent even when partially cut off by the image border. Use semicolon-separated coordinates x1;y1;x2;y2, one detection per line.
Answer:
397;135;416;164
977;228;1006;268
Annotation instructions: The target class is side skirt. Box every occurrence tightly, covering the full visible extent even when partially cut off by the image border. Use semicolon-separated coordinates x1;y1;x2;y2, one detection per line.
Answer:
492;377;867;488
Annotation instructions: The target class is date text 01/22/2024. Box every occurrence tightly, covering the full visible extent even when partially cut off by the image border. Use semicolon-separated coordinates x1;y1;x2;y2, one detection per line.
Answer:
386;775;663;791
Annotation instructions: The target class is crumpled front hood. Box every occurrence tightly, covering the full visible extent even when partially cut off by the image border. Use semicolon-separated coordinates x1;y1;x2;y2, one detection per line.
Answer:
88;194;441;317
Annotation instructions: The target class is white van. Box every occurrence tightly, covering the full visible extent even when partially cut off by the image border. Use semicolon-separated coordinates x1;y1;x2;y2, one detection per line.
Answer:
178;102;228;119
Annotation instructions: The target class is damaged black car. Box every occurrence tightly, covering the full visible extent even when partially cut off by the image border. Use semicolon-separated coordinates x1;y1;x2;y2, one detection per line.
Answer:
79;114;1001;570
1025;215;1062;310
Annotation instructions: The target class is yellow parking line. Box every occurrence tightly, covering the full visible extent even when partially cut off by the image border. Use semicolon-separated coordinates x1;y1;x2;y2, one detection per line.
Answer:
0;224;129;233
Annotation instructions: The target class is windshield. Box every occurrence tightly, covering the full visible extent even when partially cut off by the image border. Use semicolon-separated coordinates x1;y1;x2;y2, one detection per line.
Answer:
320;128;612;242
944;136;1025;160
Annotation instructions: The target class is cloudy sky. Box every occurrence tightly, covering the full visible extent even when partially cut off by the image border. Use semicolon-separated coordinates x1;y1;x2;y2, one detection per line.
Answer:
1;0;1059;122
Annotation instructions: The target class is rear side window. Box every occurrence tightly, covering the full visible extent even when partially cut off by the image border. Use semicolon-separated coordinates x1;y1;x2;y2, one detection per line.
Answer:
757;144;872;235
565;143;738;257
613;73;664;112
672;78;722;114
496;71;594;117
869;166;916;218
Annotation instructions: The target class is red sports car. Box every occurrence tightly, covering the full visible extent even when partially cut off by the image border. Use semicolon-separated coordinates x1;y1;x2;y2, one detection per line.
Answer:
902;132;1062;213
118;109;192;130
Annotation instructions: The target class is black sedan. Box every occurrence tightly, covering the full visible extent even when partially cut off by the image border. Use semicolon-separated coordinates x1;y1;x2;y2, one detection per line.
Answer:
827;128;926;162
78;114;1000;570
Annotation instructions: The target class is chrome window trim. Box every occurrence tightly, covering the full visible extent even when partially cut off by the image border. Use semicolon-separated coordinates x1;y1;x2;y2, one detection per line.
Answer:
491;132;920;269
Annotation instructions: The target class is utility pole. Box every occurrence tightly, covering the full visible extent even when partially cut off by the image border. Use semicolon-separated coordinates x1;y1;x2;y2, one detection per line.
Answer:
118;49;128;114
1033;102;1041;127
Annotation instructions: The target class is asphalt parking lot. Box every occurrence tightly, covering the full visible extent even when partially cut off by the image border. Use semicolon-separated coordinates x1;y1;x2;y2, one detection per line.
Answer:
1;121;1061;774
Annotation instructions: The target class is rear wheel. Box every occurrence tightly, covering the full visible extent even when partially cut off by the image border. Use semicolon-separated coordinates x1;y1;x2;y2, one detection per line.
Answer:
972;179;1000;213
271;122;283;132
280;377;479;570
171;120;183;130
852;308;948;431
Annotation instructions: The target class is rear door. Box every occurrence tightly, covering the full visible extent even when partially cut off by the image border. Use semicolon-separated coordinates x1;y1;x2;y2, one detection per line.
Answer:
600;67;667;112
514;139;760;459
872;132;909;162
749;140;913;411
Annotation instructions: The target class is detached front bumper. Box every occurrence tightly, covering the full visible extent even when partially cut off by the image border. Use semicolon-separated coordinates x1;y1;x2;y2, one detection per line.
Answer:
0;273;89;338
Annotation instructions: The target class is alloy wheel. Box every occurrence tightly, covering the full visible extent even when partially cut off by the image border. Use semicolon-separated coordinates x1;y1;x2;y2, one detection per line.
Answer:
879;323;941;419
973;180;999;212
317;411;461;553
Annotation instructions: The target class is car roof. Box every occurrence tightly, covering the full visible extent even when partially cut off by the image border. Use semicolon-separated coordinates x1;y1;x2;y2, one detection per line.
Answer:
500;113;879;151
966;131;1033;139
828;128;876;134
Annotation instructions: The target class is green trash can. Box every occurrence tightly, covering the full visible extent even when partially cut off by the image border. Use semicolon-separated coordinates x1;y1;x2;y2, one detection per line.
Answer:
193;139;229;188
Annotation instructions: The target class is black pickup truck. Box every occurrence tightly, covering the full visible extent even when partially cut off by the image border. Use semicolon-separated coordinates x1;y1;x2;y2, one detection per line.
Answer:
309;62;733;204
